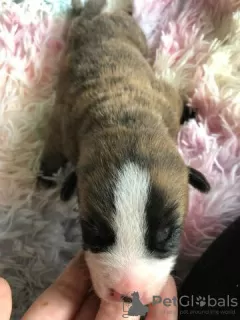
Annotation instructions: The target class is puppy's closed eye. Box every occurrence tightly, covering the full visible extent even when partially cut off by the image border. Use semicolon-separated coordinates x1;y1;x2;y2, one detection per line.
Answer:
156;227;171;244
80;216;115;253
153;225;181;255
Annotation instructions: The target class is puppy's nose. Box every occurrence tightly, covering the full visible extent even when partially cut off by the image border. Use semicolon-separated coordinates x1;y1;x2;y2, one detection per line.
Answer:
110;275;148;302
110;289;132;303
114;275;145;295
121;295;133;303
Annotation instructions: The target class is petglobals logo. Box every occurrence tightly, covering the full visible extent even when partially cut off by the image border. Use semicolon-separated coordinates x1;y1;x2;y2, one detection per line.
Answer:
122;292;238;318
179;295;238;308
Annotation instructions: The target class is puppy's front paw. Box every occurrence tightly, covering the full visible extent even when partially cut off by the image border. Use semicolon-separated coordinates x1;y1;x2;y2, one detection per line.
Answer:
37;175;57;189
40;152;67;176
37;152;67;189
37;159;56;188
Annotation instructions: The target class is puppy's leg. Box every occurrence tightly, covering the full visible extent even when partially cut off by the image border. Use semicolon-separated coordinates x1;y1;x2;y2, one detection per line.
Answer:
38;115;67;187
102;0;133;15
60;171;77;201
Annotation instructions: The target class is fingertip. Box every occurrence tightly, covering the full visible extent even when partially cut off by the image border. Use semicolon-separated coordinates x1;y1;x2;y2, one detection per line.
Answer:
0;277;12;320
0;277;12;299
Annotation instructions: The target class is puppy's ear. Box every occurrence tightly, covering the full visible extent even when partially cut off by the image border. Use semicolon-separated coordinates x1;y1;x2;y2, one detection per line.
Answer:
188;167;210;193
180;103;196;125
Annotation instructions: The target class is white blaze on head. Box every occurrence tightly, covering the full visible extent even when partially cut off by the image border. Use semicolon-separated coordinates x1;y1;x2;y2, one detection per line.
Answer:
85;161;177;304
113;161;150;261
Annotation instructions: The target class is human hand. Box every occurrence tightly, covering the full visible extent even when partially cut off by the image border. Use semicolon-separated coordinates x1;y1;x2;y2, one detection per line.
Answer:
0;253;178;320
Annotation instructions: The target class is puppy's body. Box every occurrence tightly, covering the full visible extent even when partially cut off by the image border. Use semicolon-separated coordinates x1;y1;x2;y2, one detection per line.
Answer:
40;0;210;306
43;3;183;170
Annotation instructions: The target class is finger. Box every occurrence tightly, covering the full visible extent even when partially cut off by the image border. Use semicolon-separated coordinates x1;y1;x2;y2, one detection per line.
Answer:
96;300;140;320
0;278;12;320
22;252;91;320
146;276;178;320
75;291;100;320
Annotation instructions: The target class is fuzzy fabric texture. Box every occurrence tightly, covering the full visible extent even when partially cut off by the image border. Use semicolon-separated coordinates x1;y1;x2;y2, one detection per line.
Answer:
1;0;240;318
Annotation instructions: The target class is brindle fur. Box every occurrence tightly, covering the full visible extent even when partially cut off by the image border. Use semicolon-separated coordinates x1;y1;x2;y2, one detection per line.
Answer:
39;1;205;222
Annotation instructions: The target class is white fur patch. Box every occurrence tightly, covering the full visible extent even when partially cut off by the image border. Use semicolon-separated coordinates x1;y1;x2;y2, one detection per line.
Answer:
113;162;150;260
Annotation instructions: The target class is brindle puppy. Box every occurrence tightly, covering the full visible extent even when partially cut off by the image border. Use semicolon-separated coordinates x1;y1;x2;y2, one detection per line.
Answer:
39;0;210;306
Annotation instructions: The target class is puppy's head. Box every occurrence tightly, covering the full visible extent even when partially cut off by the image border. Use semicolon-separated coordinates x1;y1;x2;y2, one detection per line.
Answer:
77;140;210;305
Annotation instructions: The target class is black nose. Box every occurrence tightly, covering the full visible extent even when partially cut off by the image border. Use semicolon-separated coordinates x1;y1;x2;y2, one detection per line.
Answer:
121;295;132;303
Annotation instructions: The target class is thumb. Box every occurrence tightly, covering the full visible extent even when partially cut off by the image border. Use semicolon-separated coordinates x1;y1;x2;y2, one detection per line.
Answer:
0;277;12;320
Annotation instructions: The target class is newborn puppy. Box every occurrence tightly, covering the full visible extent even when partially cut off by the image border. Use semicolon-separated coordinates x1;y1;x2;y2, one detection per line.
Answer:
39;0;210;306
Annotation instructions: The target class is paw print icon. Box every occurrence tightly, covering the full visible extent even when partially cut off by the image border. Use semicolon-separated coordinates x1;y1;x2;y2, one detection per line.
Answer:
195;296;206;307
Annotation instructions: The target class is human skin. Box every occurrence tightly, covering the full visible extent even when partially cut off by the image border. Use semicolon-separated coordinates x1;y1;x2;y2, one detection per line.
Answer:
0;253;178;320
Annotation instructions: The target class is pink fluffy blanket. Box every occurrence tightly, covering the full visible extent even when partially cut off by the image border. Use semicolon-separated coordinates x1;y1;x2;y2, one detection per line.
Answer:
137;0;240;278
1;0;240;316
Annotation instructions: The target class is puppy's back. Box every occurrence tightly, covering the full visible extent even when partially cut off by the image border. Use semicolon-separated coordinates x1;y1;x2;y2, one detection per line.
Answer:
57;11;151;119
55;8;182;164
